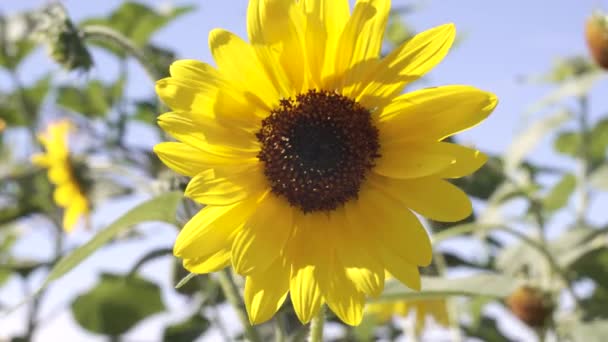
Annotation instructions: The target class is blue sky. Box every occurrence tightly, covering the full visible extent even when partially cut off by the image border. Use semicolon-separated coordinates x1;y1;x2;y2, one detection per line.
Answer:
1;0;606;340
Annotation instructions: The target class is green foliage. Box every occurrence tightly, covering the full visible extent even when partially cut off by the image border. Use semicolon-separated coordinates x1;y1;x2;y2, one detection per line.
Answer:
81;2;194;57
554;118;608;166
35;192;182;296
71;273;165;336
542;173;576;211
376;274;517;302
163;314;209;342
1;74;51;126
56;77;125;118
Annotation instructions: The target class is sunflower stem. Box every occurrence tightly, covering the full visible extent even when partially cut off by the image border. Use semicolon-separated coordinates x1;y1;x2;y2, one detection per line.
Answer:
80;25;161;82
576;94;591;225
216;269;262;342
308;305;325;342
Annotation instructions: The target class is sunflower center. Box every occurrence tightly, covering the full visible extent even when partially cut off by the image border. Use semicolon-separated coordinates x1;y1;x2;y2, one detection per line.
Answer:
256;89;380;213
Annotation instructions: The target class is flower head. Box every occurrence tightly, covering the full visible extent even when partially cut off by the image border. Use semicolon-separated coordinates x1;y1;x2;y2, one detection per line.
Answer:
32;120;90;232
366;298;450;334
154;0;497;326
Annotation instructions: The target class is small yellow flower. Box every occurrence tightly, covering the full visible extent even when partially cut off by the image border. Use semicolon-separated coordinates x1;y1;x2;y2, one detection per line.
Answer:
366;298;450;334
32;120;89;232
154;0;497;325
0;119;6;132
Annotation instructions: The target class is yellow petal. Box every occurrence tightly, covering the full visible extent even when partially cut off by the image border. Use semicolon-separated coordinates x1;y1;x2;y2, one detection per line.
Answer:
434;148;487;179
246;0;308;92
63;197;87;233
374;141;459;179
369;174;472;222
209;28;280;107
334;0;390;94
154;142;257;177
183;248;231;274
244;257;290;324
186;166;267;206
48;165;71;185
352;183;432;266
173;200;258;259
232;193;294;275
358;23;456;109
289;262;324;324
378;85;498;141
158;111;259;153
53;184;78;206
320;257;365;326
384;259;421;291
158;62;266;126
334;208;385;297
300;0;350;86
287;213;328;323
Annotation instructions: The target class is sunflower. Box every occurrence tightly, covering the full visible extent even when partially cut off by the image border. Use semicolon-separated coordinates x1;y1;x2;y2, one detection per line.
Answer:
32;120;90;232
366;298;450;334
154;0;497;326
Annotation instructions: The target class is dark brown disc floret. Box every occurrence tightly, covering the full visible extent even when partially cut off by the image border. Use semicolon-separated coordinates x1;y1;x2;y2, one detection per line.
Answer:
256;89;380;213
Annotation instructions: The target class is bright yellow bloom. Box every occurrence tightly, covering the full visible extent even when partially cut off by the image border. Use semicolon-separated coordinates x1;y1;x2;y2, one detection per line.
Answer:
32;120;89;232
154;0;497;326
366;298;450;334
0;119;6;132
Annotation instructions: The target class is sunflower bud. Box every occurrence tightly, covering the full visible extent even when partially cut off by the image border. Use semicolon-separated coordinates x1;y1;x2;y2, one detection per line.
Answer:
506;286;554;327
586;11;608;69
30;3;92;71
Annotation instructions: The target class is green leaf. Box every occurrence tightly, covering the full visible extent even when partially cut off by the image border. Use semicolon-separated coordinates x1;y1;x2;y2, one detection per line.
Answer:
542;173;576;211
526;71;605;115
72;273;165;336
0;14;37;70
81;2;195;57
56;78;125;117
32;192;181;298
572;248;608;284
373;274;517;302
452;156;505;200
590;118;608;160
132;100;158;125
590;163;608;191
163;314;209;342
1;74;52;126
569;320;608;342
554;118;608;162
554;130;581;156
505;110;571;172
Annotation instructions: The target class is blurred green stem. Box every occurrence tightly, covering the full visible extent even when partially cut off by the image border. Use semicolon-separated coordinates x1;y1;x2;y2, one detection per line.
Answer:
576;95;591;225
80;25;160;82
308;305;325;342
432;235;462;342
9;70;39;146
216;269;262;342
433;223;582;308
275;312;288;342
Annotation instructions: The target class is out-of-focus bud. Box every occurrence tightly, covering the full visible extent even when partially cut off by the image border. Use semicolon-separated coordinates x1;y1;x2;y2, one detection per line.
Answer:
30;3;92;71
586;11;608;70
506;285;554;328
0;118;5;132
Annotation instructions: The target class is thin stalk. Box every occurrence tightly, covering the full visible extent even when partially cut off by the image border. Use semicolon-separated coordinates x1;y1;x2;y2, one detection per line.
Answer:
80;25;160;82
576;95;591;225
308;305;325;342
433;252;463;342
433;223;583;308
275;312;288;342
216;269;262;342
